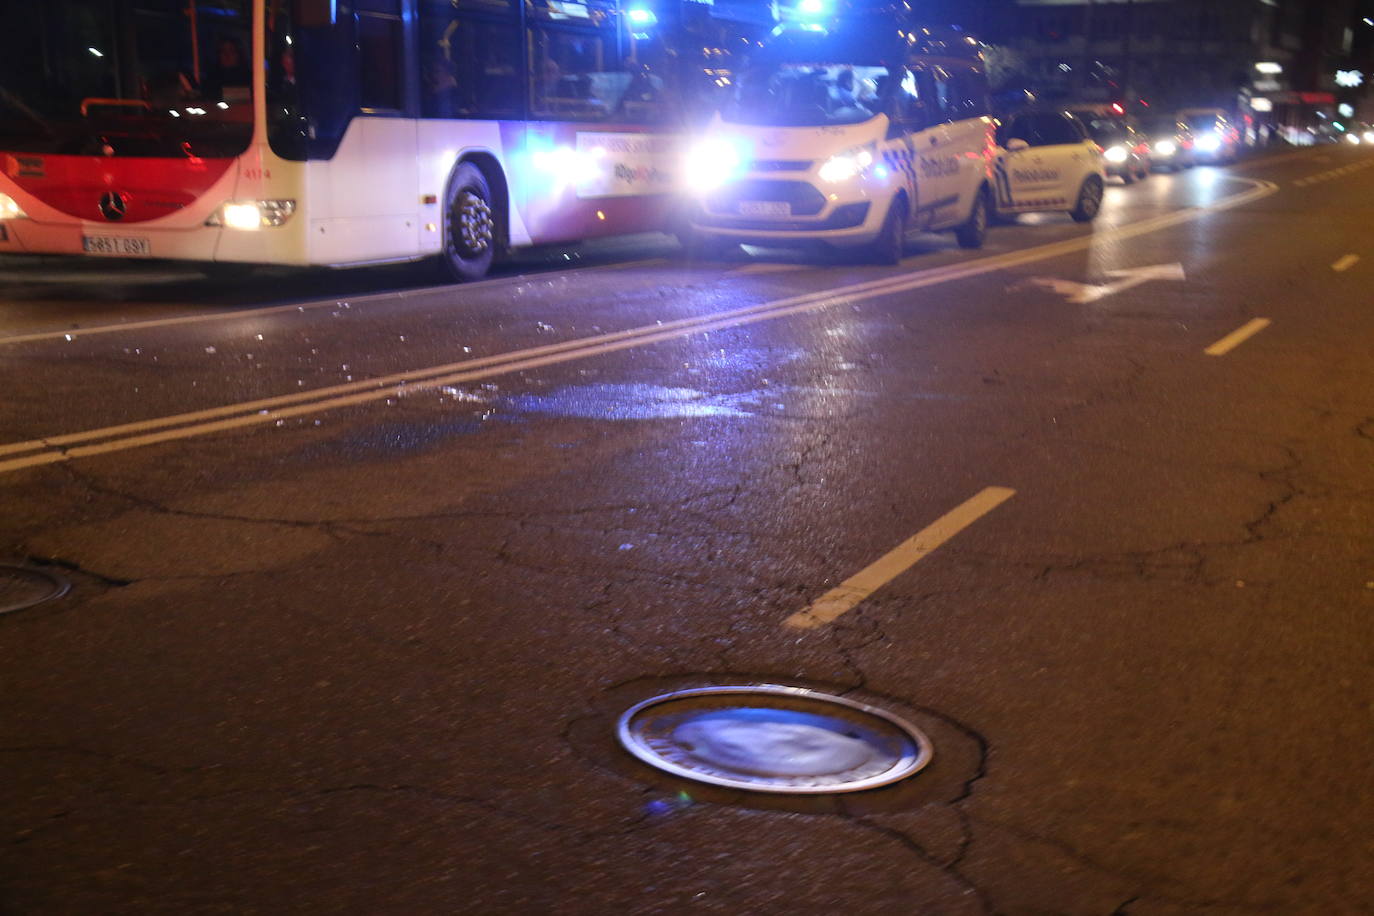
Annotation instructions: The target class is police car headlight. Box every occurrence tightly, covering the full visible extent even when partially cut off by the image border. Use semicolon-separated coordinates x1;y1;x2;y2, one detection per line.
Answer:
818;145;876;183
684;138;746;192
0;192;27;220
206;199;297;230
1103;145;1130;164
1154;140;1177;156
1196;133;1222;153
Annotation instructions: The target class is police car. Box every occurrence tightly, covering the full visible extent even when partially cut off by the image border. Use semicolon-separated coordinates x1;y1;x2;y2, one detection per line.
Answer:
991;110;1106;223
680;19;999;263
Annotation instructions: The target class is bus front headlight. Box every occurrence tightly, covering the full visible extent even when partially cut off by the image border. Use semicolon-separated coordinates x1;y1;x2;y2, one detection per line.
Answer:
207;199;297;230
1103;145;1130;164
0;192;27;219
818;145;875;183
684;138;745;192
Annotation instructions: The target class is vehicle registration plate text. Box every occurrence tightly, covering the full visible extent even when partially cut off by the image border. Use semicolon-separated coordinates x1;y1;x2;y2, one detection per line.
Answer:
83;235;151;257
739;201;791;217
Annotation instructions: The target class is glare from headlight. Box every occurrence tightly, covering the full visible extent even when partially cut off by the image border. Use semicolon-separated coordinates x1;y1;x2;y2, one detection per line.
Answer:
1364;131;1374;144
1196;133;1222;153
208;199;296;230
1103;145;1130;164
222;203;263;230
0;192;27;219
684;138;745;192
1154;140;1177;156
817;147;874;183
1347;133;1362;145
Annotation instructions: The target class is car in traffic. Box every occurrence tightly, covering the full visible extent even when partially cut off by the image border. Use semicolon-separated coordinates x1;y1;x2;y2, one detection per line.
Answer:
991;110;1107;222
1178;108;1241;163
1070;109;1151;184
1140;115;1195;171
681;19;1000;263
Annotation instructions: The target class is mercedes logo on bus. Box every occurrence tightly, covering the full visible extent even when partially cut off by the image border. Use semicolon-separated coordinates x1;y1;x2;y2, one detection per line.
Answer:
98;191;128;221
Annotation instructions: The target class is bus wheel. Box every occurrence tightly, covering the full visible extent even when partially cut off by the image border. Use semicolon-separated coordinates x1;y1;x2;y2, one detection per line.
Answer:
442;163;498;281
954;188;989;249
869;196;907;265
1070;176;1104;223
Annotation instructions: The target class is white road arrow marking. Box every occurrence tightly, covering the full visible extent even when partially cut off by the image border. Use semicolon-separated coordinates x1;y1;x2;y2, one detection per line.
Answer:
1027;263;1187;304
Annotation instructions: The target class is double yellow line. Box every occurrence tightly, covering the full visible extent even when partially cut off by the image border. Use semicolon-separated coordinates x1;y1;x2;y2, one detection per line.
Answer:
0;177;1277;477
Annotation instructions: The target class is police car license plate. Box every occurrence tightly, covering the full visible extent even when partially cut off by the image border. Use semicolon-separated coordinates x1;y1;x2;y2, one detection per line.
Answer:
739;201;790;217
83;235;151;257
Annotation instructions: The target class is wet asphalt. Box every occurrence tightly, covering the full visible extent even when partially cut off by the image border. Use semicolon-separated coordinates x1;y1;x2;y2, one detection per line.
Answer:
1;147;1371;914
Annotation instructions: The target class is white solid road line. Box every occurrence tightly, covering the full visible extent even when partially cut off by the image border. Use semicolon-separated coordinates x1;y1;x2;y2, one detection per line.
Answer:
0;257;671;347
1332;254;1360;272
785;487;1016;630
0;177;1278;476
1205;318;1272;356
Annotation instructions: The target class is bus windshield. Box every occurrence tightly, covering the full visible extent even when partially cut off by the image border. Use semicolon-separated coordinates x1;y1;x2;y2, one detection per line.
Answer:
724;63;890;127
0;0;254;158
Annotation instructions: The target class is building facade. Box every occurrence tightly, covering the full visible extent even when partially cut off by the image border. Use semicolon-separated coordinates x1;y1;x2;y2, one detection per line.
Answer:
923;0;1366;138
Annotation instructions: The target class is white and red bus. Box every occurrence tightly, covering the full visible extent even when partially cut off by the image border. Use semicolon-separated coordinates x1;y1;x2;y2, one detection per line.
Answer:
0;0;695;280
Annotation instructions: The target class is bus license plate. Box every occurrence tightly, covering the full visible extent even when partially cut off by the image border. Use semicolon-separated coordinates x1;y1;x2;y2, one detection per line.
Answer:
739;201;790;217
83;235;151;257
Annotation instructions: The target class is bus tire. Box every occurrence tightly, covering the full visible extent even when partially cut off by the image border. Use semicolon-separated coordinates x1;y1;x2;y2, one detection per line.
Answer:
441;162;499;282
869;196;907;264
954;187;989;249
1070;176;1104;223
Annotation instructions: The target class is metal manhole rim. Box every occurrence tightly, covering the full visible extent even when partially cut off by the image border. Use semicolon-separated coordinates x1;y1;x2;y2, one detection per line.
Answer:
0;564;72;615
616;684;935;795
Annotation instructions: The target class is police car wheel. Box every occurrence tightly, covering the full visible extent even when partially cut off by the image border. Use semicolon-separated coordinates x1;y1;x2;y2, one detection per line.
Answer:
441;163;499;282
1070;177;1104;223
869;198;907;265
954;189;989;249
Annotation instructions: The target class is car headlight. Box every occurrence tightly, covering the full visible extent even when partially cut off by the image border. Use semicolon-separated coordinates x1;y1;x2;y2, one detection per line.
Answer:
1196;133;1222;153
817;144;876;183
0;191;27;219
684;138;746;192
1347;133;1362;145
1364;131;1374;144
206;199;296;230
1154;140;1177;156
1103;145;1130;164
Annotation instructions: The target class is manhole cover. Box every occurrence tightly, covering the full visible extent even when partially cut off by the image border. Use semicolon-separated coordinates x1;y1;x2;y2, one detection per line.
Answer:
0;565;71;615
617;685;933;794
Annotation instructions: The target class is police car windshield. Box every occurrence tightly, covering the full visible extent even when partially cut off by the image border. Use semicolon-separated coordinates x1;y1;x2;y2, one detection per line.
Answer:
723;63;890;127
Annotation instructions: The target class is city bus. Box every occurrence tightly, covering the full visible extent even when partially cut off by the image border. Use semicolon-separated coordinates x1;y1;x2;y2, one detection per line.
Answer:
0;0;698;281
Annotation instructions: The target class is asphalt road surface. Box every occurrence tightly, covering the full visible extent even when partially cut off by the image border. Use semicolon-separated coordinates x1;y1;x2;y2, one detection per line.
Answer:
2;147;1371;914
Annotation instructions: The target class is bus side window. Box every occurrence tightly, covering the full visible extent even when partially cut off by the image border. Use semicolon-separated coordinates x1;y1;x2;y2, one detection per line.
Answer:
357;0;405;111
419;4;522;118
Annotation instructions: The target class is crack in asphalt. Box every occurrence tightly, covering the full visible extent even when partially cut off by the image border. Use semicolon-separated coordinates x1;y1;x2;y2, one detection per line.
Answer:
966;813;1262;912
842;812;995;913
